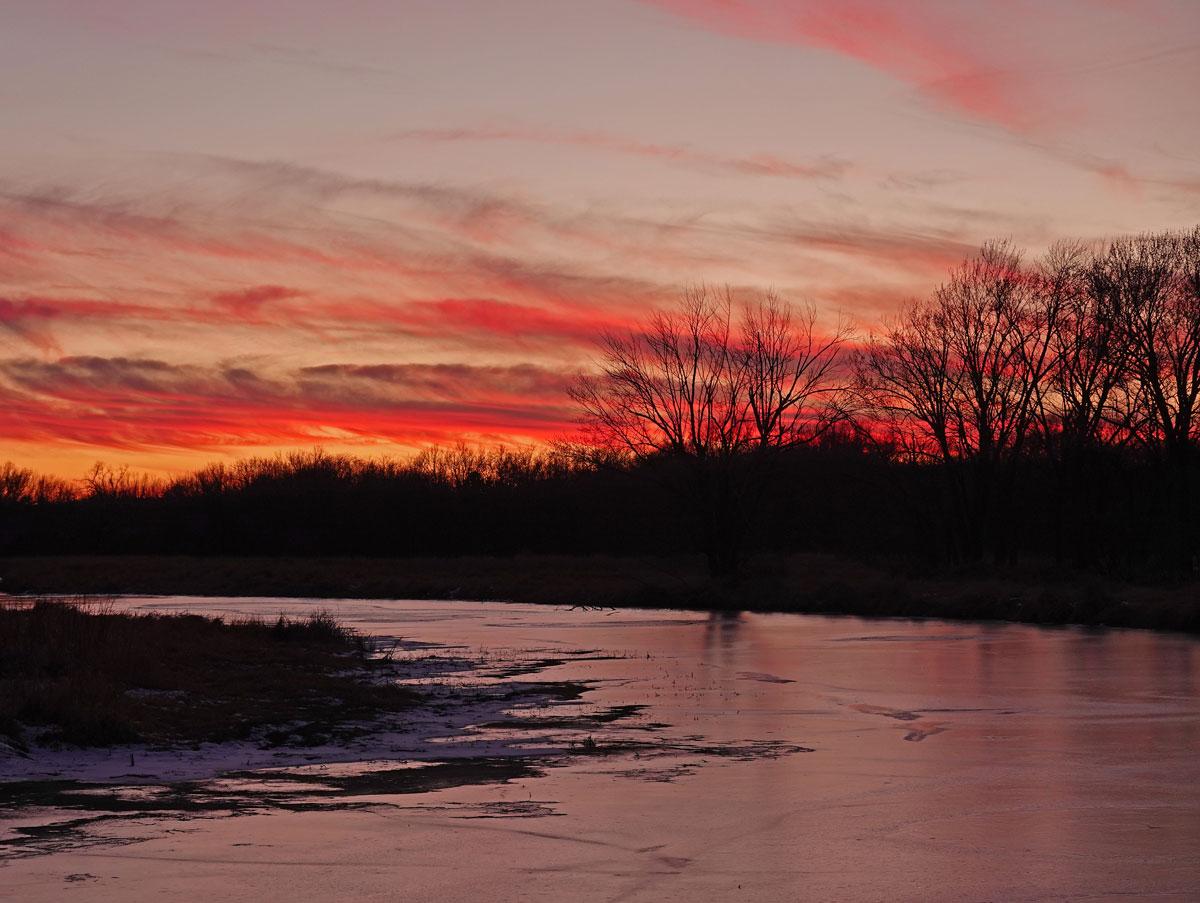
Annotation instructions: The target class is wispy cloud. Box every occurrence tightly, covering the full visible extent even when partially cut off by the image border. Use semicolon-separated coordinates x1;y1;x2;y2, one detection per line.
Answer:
211;284;306;320
390;127;849;180
0;297;67;353
0;356;577;451
2;155;1019;355
1019;139;1200;197
640;0;1052;133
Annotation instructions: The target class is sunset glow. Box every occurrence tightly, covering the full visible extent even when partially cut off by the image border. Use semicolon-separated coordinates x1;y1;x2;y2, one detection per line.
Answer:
3;0;1198;476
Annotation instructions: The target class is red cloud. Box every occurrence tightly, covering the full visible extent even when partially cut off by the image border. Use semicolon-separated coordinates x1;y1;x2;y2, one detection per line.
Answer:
642;0;1042;132
0;289;646;356
1;179;673;333
0;228;40;259
211;284;306;319
0;356;577;452
0;297;65;353
393;297;636;345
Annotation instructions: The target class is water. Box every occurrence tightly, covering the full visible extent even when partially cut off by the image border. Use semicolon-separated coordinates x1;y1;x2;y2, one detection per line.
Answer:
3;597;1199;901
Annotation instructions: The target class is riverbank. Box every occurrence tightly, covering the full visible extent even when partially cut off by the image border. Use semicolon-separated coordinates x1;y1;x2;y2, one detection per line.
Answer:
0;598;648;857
0;598;606;794
0;600;420;755
1;554;1197;633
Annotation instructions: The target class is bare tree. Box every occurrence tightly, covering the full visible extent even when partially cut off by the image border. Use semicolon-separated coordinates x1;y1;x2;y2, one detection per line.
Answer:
741;295;851;448
1035;241;1130;449
857;241;1056;562
570;286;849;576
83;463;162;500
1022;241;1132;564
1097;229;1200;457
855;298;956;464
1093;228;1200;564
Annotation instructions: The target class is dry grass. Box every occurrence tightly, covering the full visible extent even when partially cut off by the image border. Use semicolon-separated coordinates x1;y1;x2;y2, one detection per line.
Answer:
0;599;417;750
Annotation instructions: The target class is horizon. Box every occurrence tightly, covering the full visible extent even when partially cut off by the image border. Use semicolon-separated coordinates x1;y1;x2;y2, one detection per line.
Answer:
3;0;1199;477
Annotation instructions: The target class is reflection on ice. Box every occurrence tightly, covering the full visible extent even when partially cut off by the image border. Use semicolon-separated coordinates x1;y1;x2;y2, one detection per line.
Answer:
3;597;1198;901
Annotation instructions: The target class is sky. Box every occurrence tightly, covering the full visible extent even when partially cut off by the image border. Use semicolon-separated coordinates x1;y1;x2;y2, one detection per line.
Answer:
1;0;1198;477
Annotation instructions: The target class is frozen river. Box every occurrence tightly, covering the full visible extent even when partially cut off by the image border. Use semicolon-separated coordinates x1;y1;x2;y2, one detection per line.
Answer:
3;597;1199;901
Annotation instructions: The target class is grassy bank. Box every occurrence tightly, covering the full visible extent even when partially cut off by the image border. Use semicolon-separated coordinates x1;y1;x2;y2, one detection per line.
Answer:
0;599;417;751
1;554;1197;634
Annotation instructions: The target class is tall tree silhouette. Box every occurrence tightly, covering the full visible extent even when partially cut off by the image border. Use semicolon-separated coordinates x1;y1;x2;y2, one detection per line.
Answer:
1096;228;1200;565
858;241;1057;562
1030;242;1131;565
570;286;848;576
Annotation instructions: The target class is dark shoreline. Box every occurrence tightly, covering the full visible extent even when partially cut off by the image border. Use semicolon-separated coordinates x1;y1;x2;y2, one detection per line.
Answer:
3;554;1197;635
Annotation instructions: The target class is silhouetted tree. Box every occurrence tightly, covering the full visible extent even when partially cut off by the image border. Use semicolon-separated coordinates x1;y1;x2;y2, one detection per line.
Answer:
570;286;848;576
858;241;1057;563
1095;228;1200;566
4;227;1198;581
1030;241;1130;565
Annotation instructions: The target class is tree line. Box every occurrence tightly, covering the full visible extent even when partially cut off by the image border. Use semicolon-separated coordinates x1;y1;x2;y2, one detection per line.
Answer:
1;227;1196;579
857;229;1200;573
